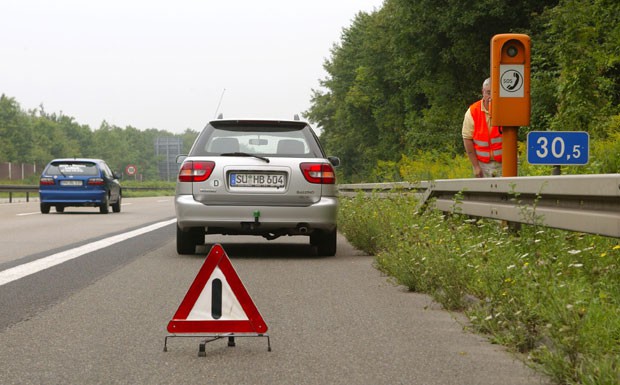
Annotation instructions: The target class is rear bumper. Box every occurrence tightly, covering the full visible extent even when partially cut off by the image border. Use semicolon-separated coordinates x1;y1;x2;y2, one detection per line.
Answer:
175;194;338;233
40;189;106;205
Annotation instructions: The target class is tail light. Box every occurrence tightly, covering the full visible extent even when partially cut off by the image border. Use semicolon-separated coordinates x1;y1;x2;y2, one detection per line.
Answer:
39;177;55;185
88;178;105;185
300;163;336;184
178;161;215;182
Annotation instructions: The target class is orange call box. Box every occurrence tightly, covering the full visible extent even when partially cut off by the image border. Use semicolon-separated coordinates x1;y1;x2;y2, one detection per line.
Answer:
490;34;531;127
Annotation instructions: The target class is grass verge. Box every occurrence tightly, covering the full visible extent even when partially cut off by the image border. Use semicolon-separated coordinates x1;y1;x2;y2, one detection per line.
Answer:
339;192;620;385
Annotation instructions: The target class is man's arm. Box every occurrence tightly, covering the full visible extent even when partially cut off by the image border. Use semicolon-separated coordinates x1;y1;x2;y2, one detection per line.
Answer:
463;138;483;178
462;109;484;178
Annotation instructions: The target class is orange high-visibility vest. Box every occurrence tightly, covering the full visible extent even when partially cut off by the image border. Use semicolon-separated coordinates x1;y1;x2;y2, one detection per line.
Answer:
469;100;502;163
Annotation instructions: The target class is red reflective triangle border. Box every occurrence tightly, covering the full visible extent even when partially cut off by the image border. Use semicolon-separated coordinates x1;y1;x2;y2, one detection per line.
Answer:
167;244;268;334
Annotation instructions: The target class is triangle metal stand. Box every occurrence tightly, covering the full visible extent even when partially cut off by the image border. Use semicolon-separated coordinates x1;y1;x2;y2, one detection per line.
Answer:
164;333;271;356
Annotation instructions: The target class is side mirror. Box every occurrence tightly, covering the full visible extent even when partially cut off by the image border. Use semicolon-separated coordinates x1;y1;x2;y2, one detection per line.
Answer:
328;156;340;167
176;155;188;164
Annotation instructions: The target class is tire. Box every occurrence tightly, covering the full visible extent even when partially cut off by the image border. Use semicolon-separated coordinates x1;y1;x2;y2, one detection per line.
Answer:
311;228;337;257
177;225;204;255
40;203;50;214
56;206;65;213
99;194;109;214
112;193;122;213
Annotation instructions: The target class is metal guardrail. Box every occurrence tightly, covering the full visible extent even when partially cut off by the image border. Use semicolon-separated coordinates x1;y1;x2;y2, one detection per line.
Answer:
3;176;619;238
0;185;38;203
339;174;620;238
0;185;174;203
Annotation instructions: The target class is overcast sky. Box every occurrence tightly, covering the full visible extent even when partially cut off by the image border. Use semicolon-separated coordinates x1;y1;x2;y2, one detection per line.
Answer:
1;0;384;134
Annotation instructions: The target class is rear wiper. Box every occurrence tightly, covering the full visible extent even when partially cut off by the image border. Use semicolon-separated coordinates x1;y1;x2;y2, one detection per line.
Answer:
221;152;270;163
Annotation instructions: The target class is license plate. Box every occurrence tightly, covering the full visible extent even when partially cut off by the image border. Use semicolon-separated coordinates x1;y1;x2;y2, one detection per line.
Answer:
60;180;83;186
229;173;286;188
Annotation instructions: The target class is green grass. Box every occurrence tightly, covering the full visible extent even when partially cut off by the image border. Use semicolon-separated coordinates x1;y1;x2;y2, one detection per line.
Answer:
338;192;620;385
120;180;175;198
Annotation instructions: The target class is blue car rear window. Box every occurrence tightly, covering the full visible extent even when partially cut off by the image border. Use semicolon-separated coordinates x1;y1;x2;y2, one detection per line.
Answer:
46;163;99;176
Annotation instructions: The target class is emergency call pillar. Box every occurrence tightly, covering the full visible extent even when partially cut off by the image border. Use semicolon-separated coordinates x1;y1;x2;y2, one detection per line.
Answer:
490;34;531;177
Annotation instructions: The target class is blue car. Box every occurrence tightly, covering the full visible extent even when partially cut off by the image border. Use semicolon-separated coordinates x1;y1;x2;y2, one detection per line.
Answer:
39;158;122;214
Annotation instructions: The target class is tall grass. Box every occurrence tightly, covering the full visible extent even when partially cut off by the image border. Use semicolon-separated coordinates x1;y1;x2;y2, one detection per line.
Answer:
374;133;620;182
339;193;620;385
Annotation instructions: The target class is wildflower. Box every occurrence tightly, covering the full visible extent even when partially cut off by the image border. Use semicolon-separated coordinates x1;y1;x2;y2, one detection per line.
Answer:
569;263;583;268
600;252;607;258
613;245;620;250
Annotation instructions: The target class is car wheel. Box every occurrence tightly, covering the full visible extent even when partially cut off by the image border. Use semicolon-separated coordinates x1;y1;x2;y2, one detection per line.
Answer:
56;206;65;213
112;194;122;213
40;203;50;214
177;225;204;254
100;195;110;214
311;228;337;257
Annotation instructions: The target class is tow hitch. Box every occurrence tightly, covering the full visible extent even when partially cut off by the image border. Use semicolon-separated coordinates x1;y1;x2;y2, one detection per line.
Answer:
241;210;261;231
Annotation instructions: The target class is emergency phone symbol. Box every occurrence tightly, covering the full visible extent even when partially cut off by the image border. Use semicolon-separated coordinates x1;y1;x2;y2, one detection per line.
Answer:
500;70;523;93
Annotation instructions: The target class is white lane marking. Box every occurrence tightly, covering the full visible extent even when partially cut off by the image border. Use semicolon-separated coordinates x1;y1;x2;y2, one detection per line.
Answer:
17;212;40;216
0;218;176;286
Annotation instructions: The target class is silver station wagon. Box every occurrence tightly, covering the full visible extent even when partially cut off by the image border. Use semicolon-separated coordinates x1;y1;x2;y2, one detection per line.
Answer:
175;119;340;256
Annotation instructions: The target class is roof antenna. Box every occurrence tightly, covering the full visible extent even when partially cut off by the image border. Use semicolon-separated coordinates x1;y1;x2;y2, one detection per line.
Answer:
214;88;226;119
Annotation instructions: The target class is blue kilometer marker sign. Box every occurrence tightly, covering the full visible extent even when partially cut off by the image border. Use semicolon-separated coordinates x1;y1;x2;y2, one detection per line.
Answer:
527;131;589;165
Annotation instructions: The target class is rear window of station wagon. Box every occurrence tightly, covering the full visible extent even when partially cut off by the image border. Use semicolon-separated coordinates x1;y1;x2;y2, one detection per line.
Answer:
190;121;324;158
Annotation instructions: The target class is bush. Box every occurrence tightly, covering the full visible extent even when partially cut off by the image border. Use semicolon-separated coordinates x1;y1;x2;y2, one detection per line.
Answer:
367;133;620;182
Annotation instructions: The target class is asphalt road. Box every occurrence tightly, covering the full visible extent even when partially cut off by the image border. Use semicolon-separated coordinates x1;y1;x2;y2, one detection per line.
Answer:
0;199;549;384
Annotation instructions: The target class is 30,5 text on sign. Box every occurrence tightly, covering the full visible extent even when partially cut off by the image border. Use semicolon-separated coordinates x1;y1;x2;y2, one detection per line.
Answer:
527;131;589;165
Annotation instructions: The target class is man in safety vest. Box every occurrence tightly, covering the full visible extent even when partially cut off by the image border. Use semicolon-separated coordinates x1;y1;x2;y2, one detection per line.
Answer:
462;78;502;178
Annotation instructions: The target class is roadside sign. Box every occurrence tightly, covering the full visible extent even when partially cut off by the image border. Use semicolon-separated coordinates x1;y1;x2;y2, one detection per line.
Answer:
125;164;137;176
167;244;268;334
527;131;589;165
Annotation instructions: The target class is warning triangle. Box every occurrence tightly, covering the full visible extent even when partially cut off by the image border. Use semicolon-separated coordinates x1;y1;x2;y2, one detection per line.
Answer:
167;244;268;334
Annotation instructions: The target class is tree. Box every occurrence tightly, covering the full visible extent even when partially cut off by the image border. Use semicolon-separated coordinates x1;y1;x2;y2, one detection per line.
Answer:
307;0;561;182
532;0;620;138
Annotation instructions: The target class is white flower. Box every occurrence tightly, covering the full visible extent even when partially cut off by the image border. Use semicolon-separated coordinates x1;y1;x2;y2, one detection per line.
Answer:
569;263;584;268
